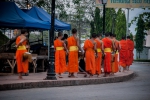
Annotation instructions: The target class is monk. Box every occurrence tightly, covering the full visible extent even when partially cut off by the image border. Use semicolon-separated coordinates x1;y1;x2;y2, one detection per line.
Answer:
102;32;114;77
126;36;134;71
111;34;120;74
16;29;29;79
67;28;83;78
95;34;104;77
54;32;68;78
61;34;69;71
119;36;128;72
84;33;97;77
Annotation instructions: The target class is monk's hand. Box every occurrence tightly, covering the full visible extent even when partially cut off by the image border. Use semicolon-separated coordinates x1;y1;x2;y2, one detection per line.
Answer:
15;45;18;48
66;50;69;55
26;45;30;49
81;50;84;55
95;54;98;58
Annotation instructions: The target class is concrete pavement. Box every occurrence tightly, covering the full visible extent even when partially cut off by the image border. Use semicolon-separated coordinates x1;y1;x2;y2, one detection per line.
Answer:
0;68;134;91
0;63;150;100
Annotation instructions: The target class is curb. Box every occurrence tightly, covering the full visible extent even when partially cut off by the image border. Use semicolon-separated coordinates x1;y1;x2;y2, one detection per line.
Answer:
0;72;135;91
133;62;150;64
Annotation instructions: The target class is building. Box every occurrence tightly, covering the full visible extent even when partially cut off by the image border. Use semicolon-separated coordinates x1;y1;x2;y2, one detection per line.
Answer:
135;30;150;60
145;30;150;59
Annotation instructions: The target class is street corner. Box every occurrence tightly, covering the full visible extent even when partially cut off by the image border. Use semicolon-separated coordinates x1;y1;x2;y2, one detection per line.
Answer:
0;70;135;91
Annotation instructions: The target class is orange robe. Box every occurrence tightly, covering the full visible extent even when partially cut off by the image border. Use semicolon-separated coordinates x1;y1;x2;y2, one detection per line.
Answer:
67;36;78;73
126;39;134;66
54;39;66;73
102;38;112;73
16;36;28;73
84;39;95;75
95;39;102;75
119;40;128;67
112;40;119;73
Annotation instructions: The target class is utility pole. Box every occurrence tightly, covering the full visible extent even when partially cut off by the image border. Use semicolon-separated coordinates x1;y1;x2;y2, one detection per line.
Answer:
45;0;57;80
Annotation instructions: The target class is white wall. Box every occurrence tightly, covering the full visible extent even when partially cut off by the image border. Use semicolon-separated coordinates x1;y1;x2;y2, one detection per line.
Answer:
148;49;150;60
145;30;150;47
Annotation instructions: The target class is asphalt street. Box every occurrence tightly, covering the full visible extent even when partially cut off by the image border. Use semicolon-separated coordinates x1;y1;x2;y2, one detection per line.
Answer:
0;63;150;100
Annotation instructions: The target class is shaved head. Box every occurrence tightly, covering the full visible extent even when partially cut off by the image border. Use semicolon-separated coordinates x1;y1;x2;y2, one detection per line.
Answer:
58;31;63;37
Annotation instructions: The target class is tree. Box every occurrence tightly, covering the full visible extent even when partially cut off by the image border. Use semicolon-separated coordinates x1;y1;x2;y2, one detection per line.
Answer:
130;8;150;31
129;33;134;41
16;0;69;21
70;0;95;42
16;0;96;42
0;30;9;47
135;16;145;59
115;8;126;40
94;7;103;34
90;21;95;35
105;8;116;33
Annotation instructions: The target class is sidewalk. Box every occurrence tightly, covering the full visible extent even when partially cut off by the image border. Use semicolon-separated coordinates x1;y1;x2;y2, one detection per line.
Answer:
0;71;135;91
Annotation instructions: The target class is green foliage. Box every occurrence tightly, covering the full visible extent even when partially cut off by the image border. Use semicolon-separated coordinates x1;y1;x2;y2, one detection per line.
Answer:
17;0;95;39
94;7;102;35
115;8;126;40
72;0;81;4
135;16;145;56
105;8;116;33
90;21;95;35
130;10;150;30
36;0;45;7
0;30;9;47
129;33;134;41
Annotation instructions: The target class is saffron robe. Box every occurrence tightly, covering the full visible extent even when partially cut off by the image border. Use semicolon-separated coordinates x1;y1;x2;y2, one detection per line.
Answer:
95;39;102;75
54;39;66;73
84;39;95;75
112;40;119;73
16;36;28;73
102;37;112;73
126;39;134;66
119;40;128;67
67;36;78;73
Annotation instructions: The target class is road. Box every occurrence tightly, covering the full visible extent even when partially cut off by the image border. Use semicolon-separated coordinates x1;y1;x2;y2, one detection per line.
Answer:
0;63;150;100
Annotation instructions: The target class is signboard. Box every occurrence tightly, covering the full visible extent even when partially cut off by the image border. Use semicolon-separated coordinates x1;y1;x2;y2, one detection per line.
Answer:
96;0;150;8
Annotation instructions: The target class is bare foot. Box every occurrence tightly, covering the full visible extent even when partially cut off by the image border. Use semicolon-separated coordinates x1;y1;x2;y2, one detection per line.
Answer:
110;73;114;76
123;70;125;72
119;69;121;72
89;75;93;78
68;74;71;77
58;76;63;78
127;67;129;71
18;73;23;79
103;74;107;77
96;74;100;77
70;75;78;78
84;74;87;77
103;74;109;77
18;77;23;80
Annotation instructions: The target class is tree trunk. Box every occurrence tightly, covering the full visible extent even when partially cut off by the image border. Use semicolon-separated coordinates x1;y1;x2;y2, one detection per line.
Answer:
139;52;140;59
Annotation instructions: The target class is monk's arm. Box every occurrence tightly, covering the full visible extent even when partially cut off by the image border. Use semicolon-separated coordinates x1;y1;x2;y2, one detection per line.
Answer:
94;42;98;57
118;42;121;52
112;40;115;52
101;41;104;54
63;41;69;54
16;37;26;48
